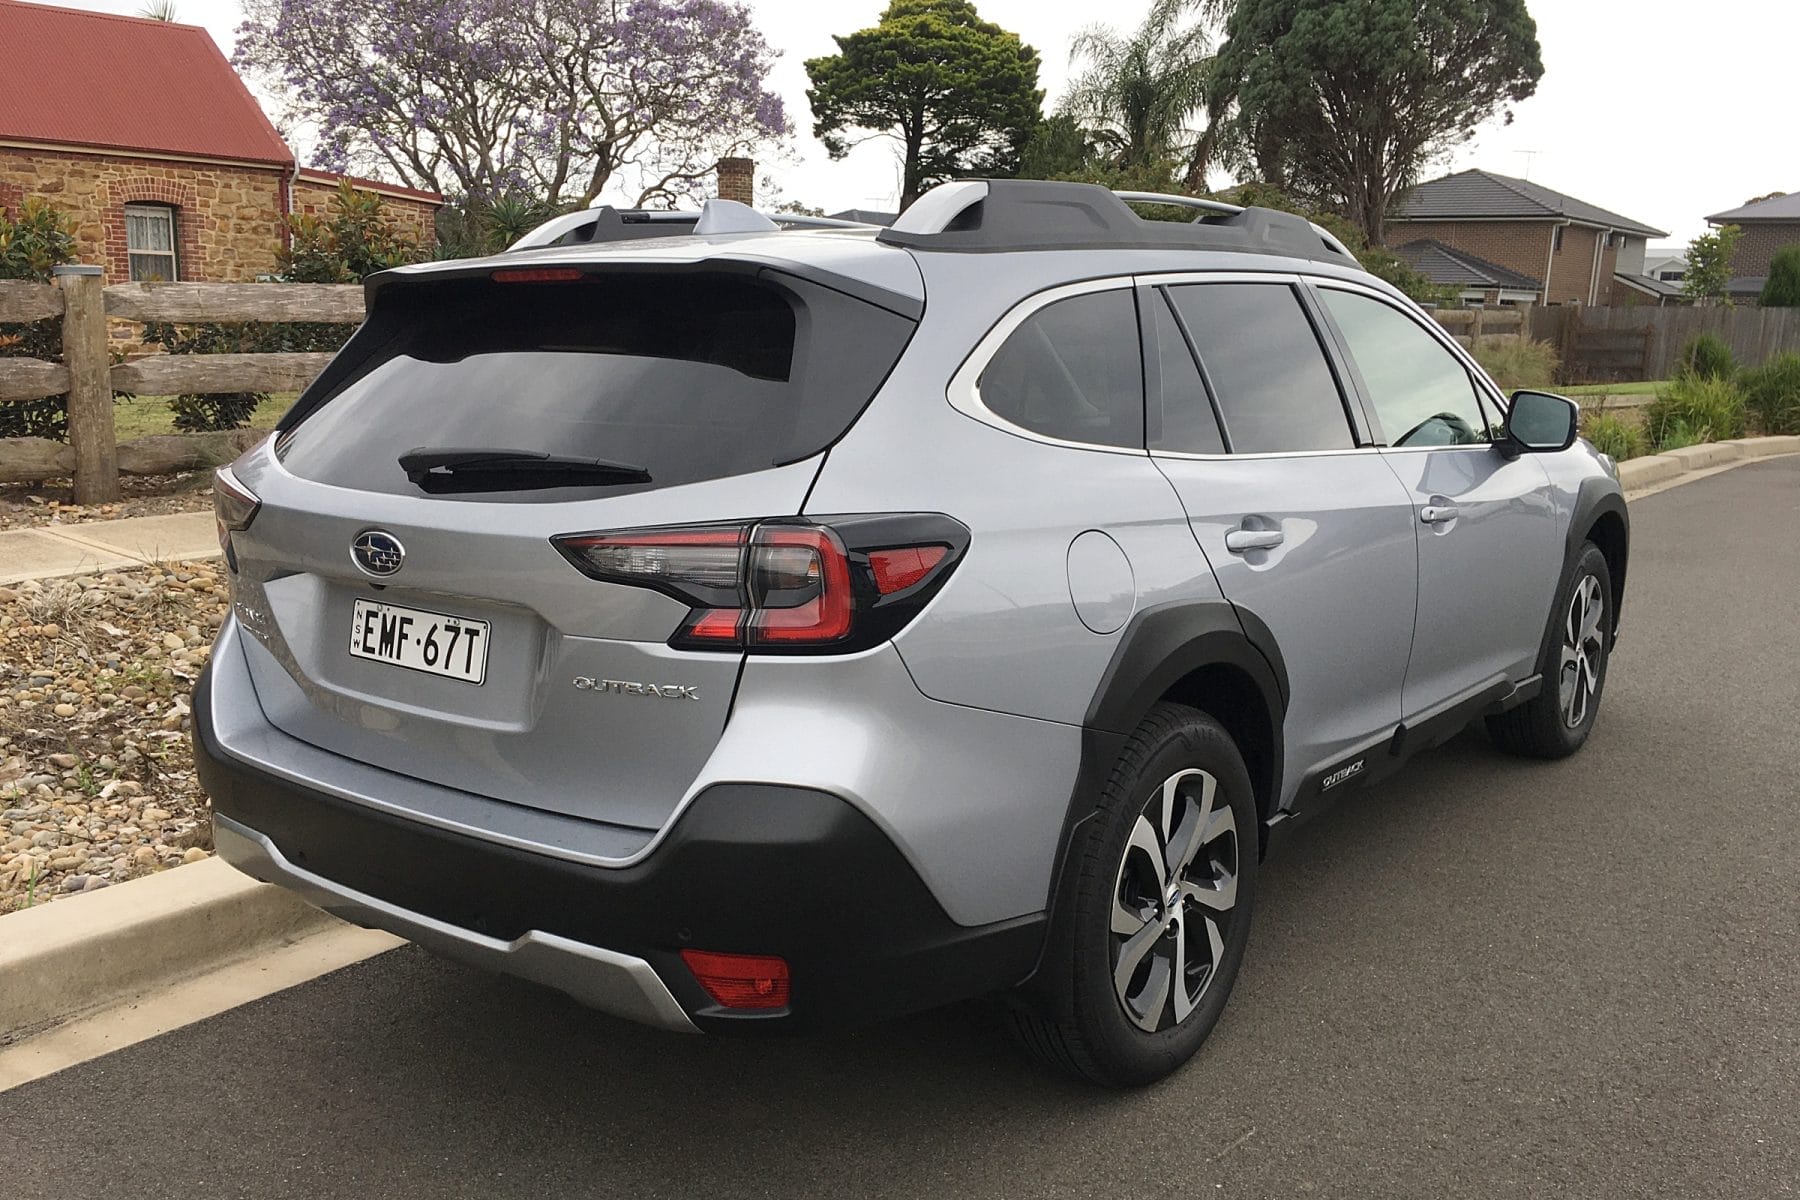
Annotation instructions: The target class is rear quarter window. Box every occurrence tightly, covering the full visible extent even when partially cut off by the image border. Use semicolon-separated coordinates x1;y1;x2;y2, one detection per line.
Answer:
277;271;915;500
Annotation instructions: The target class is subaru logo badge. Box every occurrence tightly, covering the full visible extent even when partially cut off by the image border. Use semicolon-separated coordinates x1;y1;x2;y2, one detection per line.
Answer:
351;530;405;577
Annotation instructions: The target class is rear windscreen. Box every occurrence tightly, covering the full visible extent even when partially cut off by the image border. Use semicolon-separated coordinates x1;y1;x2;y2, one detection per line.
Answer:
276;271;915;500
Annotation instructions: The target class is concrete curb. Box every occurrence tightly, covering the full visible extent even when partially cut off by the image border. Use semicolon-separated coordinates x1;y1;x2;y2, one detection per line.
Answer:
1616;435;1800;494
0;857;338;1040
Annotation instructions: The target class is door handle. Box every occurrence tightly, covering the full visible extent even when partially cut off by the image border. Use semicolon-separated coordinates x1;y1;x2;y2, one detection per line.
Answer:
1225;527;1284;553
1420;505;1460;525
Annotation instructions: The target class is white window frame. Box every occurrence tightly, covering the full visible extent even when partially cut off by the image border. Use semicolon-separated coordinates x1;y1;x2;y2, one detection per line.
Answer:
124;203;179;282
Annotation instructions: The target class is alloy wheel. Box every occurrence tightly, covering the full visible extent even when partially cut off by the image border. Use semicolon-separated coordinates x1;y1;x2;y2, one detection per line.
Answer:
1110;768;1240;1033
1559;574;1605;728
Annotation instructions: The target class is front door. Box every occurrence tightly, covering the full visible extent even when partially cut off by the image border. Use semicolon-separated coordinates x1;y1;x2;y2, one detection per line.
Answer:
1146;278;1420;813
1311;284;1563;720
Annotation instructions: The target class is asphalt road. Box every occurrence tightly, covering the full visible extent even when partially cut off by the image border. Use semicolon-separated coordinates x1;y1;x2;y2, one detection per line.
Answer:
5;458;1798;1199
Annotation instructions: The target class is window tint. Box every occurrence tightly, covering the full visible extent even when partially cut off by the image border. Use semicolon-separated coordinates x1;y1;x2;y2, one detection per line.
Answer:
278;272;915;500
1166;283;1353;454
1319;289;1490;447
978;289;1143;449
1149;291;1224;454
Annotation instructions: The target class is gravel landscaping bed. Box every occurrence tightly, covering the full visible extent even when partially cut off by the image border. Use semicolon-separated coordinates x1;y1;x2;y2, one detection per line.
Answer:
0;474;213;531
0;563;224;912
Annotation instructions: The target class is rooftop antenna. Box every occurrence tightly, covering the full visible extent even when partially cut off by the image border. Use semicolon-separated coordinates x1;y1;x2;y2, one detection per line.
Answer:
1515;149;1541;179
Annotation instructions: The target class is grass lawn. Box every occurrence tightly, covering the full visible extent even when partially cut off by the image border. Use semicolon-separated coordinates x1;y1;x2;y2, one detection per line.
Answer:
1562;381;1667;397
112;393;294;440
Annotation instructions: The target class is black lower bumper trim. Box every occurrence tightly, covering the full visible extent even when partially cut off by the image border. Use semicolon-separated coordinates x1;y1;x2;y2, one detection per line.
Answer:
192;666;1044;1033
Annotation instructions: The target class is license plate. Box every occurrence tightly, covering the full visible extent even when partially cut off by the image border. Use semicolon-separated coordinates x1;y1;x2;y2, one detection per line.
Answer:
349;598;489;685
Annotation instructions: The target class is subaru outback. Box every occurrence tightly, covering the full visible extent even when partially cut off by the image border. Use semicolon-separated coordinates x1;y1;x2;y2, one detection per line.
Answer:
194;180;1628;1086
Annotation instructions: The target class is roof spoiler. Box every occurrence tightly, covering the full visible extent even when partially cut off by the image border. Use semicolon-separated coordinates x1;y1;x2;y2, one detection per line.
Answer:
507;199;878;251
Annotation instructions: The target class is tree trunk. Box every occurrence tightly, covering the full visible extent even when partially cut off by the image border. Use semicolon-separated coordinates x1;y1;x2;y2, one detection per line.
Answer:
900;111;925;212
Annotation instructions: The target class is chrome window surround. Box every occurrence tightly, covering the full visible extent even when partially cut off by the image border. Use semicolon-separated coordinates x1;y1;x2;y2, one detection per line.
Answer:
946;269;1525;462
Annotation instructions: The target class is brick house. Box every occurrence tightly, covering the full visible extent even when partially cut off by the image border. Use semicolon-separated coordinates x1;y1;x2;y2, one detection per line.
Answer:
1389;239;1543;306
1705;192;1800;303
0;0;440;285
1387;169;1666;306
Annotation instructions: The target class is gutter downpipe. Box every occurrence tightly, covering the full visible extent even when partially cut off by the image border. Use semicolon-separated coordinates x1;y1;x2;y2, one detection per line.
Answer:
1589;228;1608;306
1543;219;1570;305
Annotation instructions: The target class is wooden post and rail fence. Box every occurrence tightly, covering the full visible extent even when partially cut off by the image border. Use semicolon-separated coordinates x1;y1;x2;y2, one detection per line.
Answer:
8;269;1797;502
0;268;363;502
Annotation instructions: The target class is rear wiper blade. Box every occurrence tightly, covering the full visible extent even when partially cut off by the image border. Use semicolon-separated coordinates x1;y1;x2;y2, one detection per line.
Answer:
399;448;652;492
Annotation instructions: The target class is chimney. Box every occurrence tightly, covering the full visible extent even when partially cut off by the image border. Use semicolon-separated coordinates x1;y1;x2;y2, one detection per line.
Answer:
716;157;755;206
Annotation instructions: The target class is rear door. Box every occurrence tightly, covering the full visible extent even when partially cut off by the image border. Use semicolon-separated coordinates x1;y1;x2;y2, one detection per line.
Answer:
1309;283;1561;718
1145;275;1419;809
226;265;916;833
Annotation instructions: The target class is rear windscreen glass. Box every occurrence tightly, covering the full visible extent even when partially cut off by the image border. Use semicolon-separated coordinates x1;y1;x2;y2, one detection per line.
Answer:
276;271;915;500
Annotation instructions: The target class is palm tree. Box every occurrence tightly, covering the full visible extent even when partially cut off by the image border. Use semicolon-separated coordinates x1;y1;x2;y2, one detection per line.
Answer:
1061;0;1213;175
138;0;180;20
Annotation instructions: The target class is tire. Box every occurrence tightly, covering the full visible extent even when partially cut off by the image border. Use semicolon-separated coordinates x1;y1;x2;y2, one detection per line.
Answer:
1009;703;1258;1087
1486;541;1613;760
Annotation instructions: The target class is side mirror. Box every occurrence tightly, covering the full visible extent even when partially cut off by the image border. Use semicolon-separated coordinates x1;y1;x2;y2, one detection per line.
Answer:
1503;390;1579;454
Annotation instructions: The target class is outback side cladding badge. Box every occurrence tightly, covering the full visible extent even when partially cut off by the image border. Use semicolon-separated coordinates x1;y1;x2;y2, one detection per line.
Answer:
1321;758;1365;792
572;677;701;701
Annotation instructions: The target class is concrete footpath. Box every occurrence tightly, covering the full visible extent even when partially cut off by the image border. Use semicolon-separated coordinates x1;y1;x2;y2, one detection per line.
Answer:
0;511;220;585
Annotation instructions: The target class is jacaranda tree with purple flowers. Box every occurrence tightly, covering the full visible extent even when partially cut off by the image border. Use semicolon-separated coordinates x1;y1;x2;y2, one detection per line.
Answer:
234;0;789;208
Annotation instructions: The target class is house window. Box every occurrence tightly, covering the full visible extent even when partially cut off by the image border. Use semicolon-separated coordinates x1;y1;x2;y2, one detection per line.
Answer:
124;204;178;281
1552;226;1564;252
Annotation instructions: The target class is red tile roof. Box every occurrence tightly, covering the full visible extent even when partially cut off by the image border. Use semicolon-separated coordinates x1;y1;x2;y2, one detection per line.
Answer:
0;0;292;167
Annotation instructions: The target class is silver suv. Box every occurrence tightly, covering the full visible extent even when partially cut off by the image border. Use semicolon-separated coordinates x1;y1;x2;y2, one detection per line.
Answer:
195;180;1628;1086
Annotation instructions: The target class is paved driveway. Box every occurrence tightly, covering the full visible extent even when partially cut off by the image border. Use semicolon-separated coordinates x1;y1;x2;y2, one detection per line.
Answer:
4;458;1797;1199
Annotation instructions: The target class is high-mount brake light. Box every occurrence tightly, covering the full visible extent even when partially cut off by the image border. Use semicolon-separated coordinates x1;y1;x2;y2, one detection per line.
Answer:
490;267;585;283
552;515;970;654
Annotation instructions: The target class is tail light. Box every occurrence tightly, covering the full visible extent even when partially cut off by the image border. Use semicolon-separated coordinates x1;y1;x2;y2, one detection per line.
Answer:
553;514;968;653
679;949;790;1010
212;464;260;571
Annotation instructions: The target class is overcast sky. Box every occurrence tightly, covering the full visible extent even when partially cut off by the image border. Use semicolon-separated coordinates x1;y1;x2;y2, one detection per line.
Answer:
66;0;1800;247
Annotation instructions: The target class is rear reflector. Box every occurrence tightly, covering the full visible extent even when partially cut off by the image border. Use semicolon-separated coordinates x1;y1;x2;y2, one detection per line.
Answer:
490;267;584;283
679;949;791;1010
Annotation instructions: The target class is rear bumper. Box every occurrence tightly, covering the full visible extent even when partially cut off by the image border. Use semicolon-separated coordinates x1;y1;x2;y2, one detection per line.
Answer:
213;813;697;1032
193;664;1045;1034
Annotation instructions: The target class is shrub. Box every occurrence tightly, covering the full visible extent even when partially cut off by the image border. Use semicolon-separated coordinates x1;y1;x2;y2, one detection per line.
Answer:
1472;337;1559;391
0;197;77;440
1644;374;1747;449
1582;412;1648;461
1741;352;1800;434
1677;332;1735;381
1761;245;1800;308
1654;419;1708;451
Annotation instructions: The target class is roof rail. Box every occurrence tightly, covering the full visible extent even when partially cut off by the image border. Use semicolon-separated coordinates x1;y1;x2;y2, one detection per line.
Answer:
1113;191;1245;217
508;202;879;251
875;179;1361;267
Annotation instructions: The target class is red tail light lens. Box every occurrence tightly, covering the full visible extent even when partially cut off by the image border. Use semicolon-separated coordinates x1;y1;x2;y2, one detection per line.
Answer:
867;545;948;594
552;514;968;653
212;464;260;569
747;526;854;644
679;949;790;1010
